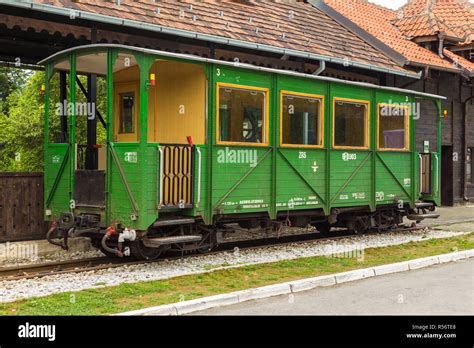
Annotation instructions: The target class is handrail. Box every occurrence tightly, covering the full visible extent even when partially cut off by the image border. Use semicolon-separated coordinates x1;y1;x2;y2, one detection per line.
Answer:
158;145;164;208
433;153;439;195
418;153;423;196
196;146;202;208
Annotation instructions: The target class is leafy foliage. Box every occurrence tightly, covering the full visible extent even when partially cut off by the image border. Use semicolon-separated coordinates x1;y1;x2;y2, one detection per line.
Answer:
0;71;45;172
0;69;107;172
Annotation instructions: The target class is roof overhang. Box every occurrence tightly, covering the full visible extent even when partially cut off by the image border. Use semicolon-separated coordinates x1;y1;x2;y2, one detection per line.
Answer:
413;34;465;44
450;43;474;52
39;44;446;100
406;60;462;74
0;0;421;79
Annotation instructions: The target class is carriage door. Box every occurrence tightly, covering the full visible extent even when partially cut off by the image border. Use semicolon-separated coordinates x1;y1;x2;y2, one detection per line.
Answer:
73;53;108;209
149;60;206;210
158;145;195;209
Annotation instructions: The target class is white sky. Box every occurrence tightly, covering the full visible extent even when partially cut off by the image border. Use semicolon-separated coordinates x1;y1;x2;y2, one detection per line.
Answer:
368;0;407;10
369;0;473;10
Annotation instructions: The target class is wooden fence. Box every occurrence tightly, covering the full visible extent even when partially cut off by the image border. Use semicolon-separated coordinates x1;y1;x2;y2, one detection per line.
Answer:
0;173;47;242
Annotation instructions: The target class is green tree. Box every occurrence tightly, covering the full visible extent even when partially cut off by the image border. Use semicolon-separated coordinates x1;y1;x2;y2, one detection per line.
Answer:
0;70;107;172
0;67;29;114
0;71;45;171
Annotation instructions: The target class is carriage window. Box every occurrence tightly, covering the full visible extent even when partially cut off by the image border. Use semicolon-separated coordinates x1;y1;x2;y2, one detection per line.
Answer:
218;85;267;144
119;92;135;134
333;99;369;148
378;104;409;150
281;93;323;147
48;70;69;144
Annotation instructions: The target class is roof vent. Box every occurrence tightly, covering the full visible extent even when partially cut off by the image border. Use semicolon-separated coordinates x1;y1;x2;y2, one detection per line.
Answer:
288;10;295;20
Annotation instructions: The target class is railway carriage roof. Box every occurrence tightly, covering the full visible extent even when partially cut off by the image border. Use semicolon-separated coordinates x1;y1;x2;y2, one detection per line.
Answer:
39;44;446;101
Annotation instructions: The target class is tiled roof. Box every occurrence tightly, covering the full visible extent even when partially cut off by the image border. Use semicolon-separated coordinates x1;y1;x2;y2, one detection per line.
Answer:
25;0;413;75
324;0;460;72
394;0;474;44
443;48;474;74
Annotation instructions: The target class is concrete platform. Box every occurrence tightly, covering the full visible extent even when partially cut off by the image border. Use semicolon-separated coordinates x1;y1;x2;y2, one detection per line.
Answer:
423;205;474;227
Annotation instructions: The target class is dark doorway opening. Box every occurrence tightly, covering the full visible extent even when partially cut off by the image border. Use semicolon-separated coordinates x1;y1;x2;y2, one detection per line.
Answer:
441;145;454;206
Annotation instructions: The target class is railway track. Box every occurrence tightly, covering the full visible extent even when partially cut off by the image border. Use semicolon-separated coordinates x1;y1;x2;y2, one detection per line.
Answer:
0;225;423;282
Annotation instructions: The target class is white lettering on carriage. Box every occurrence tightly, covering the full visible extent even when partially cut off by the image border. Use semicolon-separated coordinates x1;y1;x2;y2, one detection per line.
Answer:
342;152;357;161
124;152;138;163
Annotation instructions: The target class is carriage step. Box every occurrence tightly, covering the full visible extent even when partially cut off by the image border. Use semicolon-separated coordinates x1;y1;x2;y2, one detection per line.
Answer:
407;213;440;221
143;235;202;247
153;218;195;227
415;202;435;209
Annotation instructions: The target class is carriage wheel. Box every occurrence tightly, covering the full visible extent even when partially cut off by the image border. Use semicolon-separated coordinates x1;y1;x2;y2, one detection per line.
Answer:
131;240;164;260
352;217;368;235
314;222;332;236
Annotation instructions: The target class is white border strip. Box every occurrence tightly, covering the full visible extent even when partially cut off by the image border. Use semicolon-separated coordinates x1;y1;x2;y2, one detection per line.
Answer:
116;249;473;316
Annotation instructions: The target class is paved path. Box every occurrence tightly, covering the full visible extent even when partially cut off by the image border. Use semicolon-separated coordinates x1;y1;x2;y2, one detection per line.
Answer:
192;259;474;315
424;205;474;227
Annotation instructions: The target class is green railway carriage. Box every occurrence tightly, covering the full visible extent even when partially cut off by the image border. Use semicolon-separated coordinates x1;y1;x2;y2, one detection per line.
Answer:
41;44;444;259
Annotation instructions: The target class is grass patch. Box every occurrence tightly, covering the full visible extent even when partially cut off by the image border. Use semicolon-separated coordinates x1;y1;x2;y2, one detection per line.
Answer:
1;233;473;316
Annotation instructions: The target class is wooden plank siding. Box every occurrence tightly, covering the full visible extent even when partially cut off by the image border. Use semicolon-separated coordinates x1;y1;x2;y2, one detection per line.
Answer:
0;173;47;242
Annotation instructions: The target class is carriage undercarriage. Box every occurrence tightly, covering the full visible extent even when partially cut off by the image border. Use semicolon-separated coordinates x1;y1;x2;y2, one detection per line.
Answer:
47;202;438;260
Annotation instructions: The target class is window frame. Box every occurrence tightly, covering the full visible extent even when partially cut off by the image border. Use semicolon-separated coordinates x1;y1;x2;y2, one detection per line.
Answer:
279;90;325;149
216;82;269;147
332;97;370;150
118;91;136;135
377;103;410;152
113;82;140;143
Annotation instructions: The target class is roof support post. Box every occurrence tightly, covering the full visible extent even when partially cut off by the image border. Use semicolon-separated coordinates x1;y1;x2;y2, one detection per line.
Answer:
59;71;68;135
85;73;97;170
68;52;77;202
